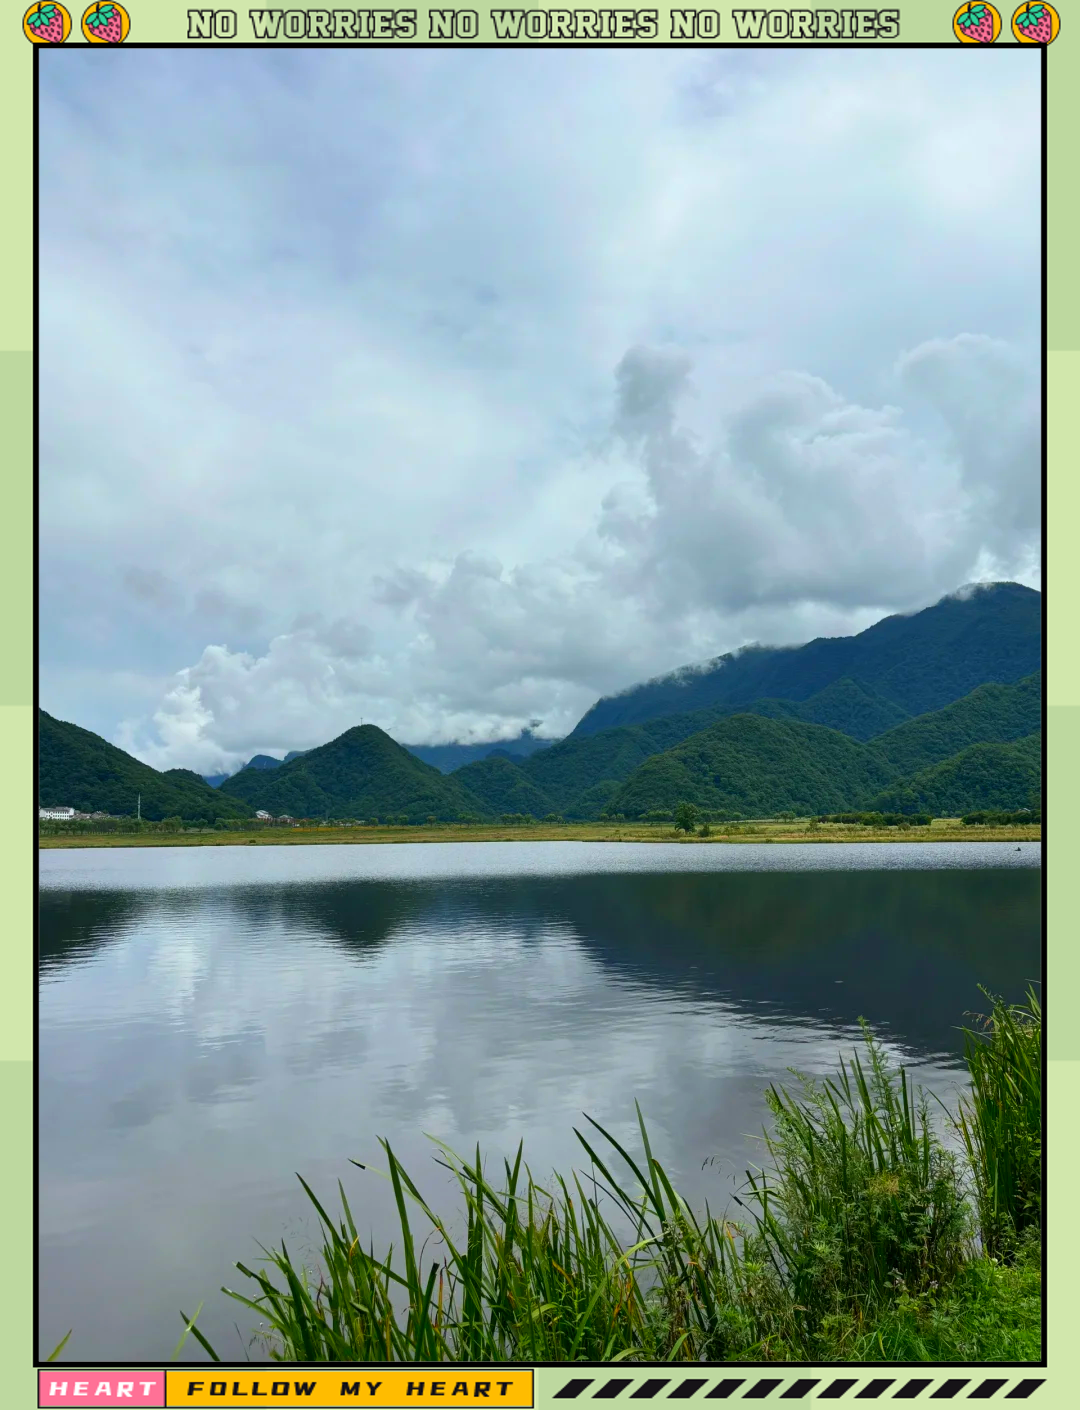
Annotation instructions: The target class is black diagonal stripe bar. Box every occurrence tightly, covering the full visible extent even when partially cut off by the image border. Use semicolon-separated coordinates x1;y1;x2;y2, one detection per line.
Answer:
595;1381;634;1400
668;1381;706;1400
555;1383;595;1401
969;1383;1006;1400
893;1384;932;1401
744;1382;782;1400
705;1384;745;1401
855;1384;894;1400
631;1382;670;1400
1005;1383;1045;1399
931;1383;969;1400
819;1382;857;1400
781;1382;819;1399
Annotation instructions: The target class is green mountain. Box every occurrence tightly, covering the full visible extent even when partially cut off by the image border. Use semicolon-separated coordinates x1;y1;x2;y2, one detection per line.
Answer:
45;584;1041;828
572;582;1040;737
870;733;1042;817
203;753;288;788
603;683;1044;821
218;724;484;821
608;715;900;819
642;677;910;743
38;711;252;823
515;725;664;816
870;672;1041;777
450;755;558;817
204;749;314;789
245;753;286;771
486;678;911;819
789;677;911;740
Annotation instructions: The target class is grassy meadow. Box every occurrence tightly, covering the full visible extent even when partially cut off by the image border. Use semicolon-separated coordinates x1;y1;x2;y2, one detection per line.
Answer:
39;817;1041;848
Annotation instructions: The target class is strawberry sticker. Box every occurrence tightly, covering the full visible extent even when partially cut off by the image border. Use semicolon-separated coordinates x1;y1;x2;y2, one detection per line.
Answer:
24;3;72;43
954;1;1003;40
1012;1;1060;41
81;1;130;43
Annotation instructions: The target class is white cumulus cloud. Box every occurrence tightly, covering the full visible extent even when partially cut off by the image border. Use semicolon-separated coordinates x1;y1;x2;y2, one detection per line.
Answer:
37;48;1041;770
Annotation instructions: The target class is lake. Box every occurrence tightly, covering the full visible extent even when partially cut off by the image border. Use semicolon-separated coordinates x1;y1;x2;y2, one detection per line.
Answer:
37;840;1042;1363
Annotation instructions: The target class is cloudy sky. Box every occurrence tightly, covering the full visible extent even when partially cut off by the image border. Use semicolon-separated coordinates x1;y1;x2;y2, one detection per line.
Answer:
38;47;1041;775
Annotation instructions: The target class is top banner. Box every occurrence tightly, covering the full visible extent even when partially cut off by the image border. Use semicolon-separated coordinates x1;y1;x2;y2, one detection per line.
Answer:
16;2;1066;44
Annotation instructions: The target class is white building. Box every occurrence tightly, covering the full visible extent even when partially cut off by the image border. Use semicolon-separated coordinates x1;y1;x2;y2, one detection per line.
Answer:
39;806;76;820
255;810;272;820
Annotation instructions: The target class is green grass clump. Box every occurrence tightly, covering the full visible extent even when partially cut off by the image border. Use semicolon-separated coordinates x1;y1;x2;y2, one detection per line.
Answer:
840;1226;1041;1363
956;988;1041;1261
180;997;1041;1364
185;1120;751;1363
737;1025;970;1358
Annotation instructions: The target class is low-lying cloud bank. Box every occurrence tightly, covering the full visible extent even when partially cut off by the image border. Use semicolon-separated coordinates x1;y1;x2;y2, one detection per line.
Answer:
119;334;1039;774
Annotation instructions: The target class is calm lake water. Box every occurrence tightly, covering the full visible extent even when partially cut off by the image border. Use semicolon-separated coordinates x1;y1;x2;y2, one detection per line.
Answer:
38;840;1042;1363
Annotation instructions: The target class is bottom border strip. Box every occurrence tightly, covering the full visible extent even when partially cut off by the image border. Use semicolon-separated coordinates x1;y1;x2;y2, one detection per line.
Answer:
549;1380;1045;1402
35;1373;1047;1408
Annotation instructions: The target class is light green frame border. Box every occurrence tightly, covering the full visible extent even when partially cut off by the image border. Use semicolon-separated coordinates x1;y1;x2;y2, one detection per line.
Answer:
4;6;1067;1406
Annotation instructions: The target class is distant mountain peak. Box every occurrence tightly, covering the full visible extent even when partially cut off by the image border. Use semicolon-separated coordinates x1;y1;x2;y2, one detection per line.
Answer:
217;721;486;822
403;727;555;774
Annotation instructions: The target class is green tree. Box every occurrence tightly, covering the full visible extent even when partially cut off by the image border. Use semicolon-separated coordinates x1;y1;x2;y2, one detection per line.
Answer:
674;800;699;833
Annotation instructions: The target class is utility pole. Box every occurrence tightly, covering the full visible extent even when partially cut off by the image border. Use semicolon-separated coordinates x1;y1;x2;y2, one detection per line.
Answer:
137;793;141;822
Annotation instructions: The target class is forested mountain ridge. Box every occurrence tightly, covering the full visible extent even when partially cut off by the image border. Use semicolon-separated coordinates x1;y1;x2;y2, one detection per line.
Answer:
450;755;558;818
38;712;252;822
499;678;917;817
42;584;1042;825
40;685;1043;825
218;724;485;821
870;672;1041;777
869;733;1042;817
607;715;900;820
571;582;1040;738
593;678;1043;821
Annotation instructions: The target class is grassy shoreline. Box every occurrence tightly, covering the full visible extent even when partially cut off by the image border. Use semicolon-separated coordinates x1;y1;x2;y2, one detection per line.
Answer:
174;993;1041;1364
39;819;1042;849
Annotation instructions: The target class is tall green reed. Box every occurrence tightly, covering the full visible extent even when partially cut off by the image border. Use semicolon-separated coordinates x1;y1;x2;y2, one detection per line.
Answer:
955;988;1041;1260
738;1024;970;1356
186;1005;1040;1363
186;1112;750;1363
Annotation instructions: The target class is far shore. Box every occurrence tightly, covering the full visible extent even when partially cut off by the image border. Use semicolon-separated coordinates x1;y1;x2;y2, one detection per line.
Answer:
38;819;1042;849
